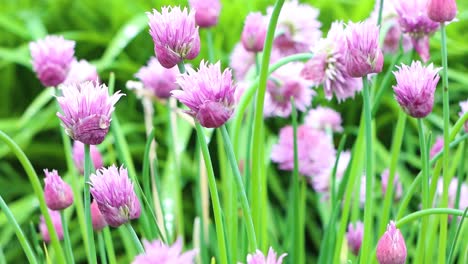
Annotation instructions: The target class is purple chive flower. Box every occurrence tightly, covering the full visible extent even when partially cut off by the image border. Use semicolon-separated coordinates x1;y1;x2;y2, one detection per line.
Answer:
173;60;235;128
241;12;267;52
73;141;104;174
29;35;75;87
264;63;314;118
189;0;221;28
392;61;441;118
376;221;407;264
381;169;403;201
459;100;468;133
429;136;444;159
89;165;141;227
347;221;364;256
301;21;362;102
132;238;197;264
344;20;384;78
44;169;74;210
147;6;200;68
271;125;335;178
56;81;124;145
304;106;343;132
39;209;63;243
311;150;350;195
63;59;99;85
436;178;468;221
245;247;287;264
394;0;439;62
135;57;179;99
230;43;256;80
427;0;457;23
91;200;108;231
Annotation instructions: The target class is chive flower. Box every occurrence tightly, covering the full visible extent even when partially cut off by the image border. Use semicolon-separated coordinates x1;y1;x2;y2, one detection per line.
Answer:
132;238;197;264
189;0;221;28
44;169;74;210
39;209;63;243
135;57;179;99
376;221;407;264
347;221;364;256
245;247;287;264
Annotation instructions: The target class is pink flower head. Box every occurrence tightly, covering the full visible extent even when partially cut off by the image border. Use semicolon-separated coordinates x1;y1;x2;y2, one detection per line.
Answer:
73;141;104;174
429;136;444;159
344;20;384;78
189;0;221;28
91;200;108;231
311;150;350;195
269;0;322;56
132;238;197;264
381;169;403;200
376;221;407;264
173;60;236;128
89;165;141;227
44;169;74;210
63;59;99;85
392;61;441;118
436;178;468;221
305;106;343;132
264;63;314;118
301;21;362;102
135;57;179;99
56;81;124;145
347;221;364;255
29;35;75;87
271;125;335;178
230;43;256;80
459;100;468;133
39;209;63;243
427;0;457;23
241;12;267;52
147;6;200;68
246;247;287;264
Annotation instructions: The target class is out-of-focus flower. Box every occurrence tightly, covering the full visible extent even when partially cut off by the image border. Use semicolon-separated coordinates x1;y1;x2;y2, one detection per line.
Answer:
429;136;444;159
271;125;335;178
63;59;99;85
381;169;403;200
189;0;221;28
44;169;74;210
147;6;200;68
173;60;236;128
344;20;384;78
245;247;287;264
301;21;362;102
392;61;441;118
29;35;75;87
242;12;267;52
132;238;197;264
268;0;321;56
310;150;350;195
427;0;457;23
39;209;63;243
347;221;364;255
459;100;468;133
73;141;104;174
436;178;468;221
56;81;124;145
91;200;108;231
230;43;256;80
135;57;179;99
264;63;314;118
376;221;407;264
90;165;141;227
304;106;343;132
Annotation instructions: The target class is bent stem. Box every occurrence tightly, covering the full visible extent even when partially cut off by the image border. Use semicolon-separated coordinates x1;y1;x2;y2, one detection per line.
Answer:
60;211;74;264
84;144;97;264
396;208;466;227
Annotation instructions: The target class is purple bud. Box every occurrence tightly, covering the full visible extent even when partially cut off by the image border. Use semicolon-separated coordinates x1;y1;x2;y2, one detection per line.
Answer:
376;221;407;264
91;200;108;231
44;169;74;210
72;141;104;174
241;12;267;52
189;0;221;28
346;221;364;255
39;209;63;243
428;0;457;23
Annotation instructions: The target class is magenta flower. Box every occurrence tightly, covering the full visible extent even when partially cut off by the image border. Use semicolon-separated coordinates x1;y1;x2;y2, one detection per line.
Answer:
459;100;468;133
344;20;384;78
304;106;343;132
381;169;403;200
245;247;287;264
29;35;75;87
132;238;197;264
392;61;441;118
135;57;179;99
147;6;200;68
271;125;335;178
91;200;108;231
89;165;141;227
44;169;74;210
241;12;267;52
173;60;236;128
39;209;63;243
301;21;362;102
73;141;104;174
427;0;457;23
429;136;444;159
63;59;99;85
310;150;350;195
189;0;221;28
347;221;364;256
230;43;256;80
264;63;314;118
56;81;124;145
376;221;407;264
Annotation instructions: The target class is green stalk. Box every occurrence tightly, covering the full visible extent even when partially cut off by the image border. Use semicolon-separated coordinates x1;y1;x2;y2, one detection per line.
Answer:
396;208;466;227
0;130;66;264
290;97;300;264
126;223;145;253
103;227;117;264
60;211;74;264
377;0;384;26
206;29;215;62
84;144;97;264
98;232;108;264
447;208;468;263
416;118;430;261
0;195;37;264
360;77;374;263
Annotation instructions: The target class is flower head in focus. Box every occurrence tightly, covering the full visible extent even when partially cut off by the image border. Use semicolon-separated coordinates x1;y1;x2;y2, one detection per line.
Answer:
304;106;343;132
135;57;179;99
72;141;103;174
245;247;287;264
347;221;364;255
44;169;74;210
189;0;221;28
63;59;99;85
132;238;197;264
376;221;407;264
39;209;63;243
242;12;268;52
